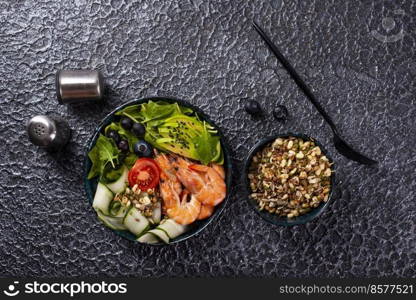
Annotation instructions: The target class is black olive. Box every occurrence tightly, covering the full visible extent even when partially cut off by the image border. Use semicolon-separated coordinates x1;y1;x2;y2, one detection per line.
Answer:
244;100;262;115
120;117;133;130
273;105;289;122
118;139;129;152
131;123;146;137
133;140;153;157
106;130;121;144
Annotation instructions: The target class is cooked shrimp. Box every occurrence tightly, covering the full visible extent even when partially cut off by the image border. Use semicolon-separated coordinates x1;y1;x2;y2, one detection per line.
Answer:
176;168;205;194
172;156;206;194
189;164;226;206
197;204;215;220
211;163;225;179
167;190;201;225
156;154;225;223
155;153;181;210
171;154;192;169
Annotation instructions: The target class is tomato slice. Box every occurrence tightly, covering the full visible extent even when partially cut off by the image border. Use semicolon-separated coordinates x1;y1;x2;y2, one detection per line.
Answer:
128;158;160;191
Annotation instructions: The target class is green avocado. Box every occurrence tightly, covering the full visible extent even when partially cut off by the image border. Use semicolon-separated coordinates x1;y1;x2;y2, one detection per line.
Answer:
212;142;224;164
143;112;223;165
152;115;203;159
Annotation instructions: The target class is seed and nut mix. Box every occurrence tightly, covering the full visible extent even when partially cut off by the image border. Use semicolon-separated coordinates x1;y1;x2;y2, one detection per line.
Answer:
114;185;160;217
248;137;332;218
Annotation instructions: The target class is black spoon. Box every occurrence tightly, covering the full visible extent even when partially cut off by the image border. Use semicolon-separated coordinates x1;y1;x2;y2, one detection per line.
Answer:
252;20;377;165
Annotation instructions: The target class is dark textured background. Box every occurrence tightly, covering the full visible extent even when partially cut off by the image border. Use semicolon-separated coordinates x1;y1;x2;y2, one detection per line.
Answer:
0;0;415;278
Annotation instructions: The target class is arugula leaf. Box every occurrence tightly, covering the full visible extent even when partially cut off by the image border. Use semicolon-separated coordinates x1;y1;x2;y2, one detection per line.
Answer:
116;101;194;125
96;134;119;169
105;122;139;153
139;101;177;122
115;104;142;123
100;163;125;183
181;107;193;115
87;134;120;179
87;146;101;179
175;102;193;115
192;122;220;165
99;101;222;168
118;128;139;153
104;122;119;135
116;100;190;130
123;152;138;169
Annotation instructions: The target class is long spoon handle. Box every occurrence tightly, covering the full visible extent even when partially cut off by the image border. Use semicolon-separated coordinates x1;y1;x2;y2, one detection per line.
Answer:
252;21;337;131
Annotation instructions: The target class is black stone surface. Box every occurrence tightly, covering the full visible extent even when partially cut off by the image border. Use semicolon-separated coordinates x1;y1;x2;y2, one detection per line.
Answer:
0;0;415;278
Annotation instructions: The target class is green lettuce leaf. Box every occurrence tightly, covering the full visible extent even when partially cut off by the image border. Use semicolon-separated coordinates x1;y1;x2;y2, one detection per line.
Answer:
108;101;222;166
87;146;101;179
115;104;142;123
116;101;193;124
96;134;119;168
100;163;125;183
123;152;138;169
105;122;139;153
140;101;177;122
87;134;120;179
192;122;220;165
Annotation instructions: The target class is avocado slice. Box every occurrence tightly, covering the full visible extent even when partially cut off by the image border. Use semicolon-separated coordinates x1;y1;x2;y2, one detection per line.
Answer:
144;115;204;160
143;114;224;164
212;142;224;164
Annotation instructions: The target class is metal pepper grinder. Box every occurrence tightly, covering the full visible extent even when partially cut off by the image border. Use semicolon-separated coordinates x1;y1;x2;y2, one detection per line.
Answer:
26;115;71;151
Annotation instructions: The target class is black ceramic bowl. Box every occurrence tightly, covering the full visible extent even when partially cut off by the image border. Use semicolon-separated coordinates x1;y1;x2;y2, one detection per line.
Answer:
84;96;233;245
242;133;335;226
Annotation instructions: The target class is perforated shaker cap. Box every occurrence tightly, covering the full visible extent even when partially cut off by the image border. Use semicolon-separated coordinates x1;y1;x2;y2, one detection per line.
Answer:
26;115;58;147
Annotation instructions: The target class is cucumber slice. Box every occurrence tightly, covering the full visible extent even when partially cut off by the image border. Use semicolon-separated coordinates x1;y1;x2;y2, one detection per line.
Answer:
105;166;128;194
147;229;169;244
137;232;160;244
109;200;130;218
93;182;113;215
97;210;126;230
157;219;188;239
151;202;162;224
123;207;150;236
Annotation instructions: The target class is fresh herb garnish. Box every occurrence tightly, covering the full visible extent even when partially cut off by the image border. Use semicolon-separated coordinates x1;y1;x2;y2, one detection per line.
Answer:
116;101;188;123
87;134;120;179
105;122;139;153
87;146;101;179
131;102;222;165
114;104;142;123
192;122;221;165
100;163;125;183
124;152;138;169
90;101;223;171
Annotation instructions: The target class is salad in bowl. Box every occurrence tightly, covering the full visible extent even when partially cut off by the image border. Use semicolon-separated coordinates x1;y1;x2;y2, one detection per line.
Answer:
84;98;230;244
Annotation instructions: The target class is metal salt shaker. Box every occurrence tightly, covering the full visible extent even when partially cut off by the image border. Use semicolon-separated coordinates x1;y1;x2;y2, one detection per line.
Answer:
56;70;104;104
26;115;71;151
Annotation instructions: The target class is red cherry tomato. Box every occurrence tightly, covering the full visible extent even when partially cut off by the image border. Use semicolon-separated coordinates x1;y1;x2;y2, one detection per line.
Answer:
128;158;160;191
